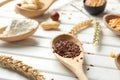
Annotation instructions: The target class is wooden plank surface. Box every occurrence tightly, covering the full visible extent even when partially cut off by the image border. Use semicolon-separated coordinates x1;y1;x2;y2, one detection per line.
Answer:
0;0;120;80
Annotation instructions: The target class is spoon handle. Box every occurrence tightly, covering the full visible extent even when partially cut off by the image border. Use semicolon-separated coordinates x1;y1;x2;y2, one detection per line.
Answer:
68;19;92;35
74;68;88;80
0;0;13;7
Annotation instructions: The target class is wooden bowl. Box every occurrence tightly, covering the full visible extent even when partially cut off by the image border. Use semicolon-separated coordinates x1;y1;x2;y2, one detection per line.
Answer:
103;14;120;35
0;19;39;42
15;0;55;18
115;54;120;70
83;0;106;15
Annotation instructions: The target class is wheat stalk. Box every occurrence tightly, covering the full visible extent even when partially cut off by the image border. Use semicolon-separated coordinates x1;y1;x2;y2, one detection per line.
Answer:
68;19;92;35
93;22;101;46
0;55;45;80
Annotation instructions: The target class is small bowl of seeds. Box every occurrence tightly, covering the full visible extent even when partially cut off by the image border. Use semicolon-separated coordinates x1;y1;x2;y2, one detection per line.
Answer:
83;0;106;15
103;14;120;35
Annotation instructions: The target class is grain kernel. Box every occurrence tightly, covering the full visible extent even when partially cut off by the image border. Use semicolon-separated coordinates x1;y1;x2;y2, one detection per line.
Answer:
110;52;116;58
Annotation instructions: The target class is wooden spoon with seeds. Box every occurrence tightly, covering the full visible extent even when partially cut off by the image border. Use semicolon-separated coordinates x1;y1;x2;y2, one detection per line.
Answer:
52;34;88;80
51;19;92;80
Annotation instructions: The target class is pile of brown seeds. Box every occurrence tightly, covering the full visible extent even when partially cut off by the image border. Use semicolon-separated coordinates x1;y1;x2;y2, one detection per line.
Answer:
52;39;81;58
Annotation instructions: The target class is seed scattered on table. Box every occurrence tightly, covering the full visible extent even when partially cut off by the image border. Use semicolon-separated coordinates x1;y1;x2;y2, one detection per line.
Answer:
51;78;54;80
87;53;91;54
90;64;94;67
87;68;90;71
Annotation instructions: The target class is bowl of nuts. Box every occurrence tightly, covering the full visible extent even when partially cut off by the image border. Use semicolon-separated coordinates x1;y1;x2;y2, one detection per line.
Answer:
83;0;106;15
15;0;56;18
103;14;120;35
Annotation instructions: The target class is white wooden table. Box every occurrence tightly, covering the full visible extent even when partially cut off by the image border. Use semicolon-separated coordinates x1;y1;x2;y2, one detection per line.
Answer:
0;0;120;80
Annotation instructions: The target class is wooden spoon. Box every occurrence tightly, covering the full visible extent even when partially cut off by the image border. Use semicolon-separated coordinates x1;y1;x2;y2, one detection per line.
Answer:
0;19;38;42
15;0;56;18
51;34;88;80
0;0;13;7
103;14;120;35
51;19;92;80
115;54;120;70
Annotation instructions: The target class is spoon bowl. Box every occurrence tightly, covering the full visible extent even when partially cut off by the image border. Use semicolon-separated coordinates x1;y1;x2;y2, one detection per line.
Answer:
103;14;120;35
52;34;76;43
115;54;120;70
51;34;88;80
15;0;56;18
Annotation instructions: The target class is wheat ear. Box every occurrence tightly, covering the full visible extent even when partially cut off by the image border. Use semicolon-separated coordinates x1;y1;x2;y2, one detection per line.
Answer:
68;19;92;35
93;22;101;46
0;55;45;80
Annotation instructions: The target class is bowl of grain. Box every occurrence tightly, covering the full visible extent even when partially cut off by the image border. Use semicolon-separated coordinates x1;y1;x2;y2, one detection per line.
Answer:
83;0;106;15
15;0;55;18
103;14;120;35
